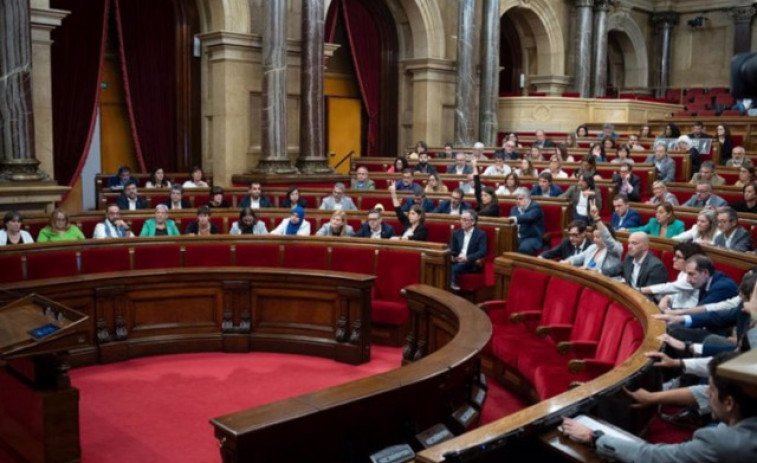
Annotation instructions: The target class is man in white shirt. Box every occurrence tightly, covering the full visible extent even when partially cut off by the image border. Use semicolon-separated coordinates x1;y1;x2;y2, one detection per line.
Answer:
93;204;133;239
319;183;357;211
449;210;487;291
482;154;512;176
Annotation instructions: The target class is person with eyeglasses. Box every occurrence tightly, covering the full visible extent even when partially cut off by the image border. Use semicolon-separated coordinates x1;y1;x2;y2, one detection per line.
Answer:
539;220;591;260
639;242;704;311
449;210;487;291
713;207;754;253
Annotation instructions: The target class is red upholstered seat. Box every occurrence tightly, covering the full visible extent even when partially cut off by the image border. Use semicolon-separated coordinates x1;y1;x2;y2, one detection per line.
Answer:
80;247;131;274
281;244;329;270
372;249;421;326
77;219;101;239
330;247;375;274
484;267;550;325
235;243;280;268
184;244;232;267
425;222;453;244
133;244;182;270
458;225;497;292
0;255;24;284
26;251;79;280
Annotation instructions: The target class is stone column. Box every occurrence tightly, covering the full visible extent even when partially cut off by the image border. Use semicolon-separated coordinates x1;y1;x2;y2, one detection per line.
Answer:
0;0;47;181
574;0;594;98
297;0;331;174
454;0;476;147
257;0;297;174
651;12;678;98
728;6;756;55
592;0;611;97
478;0;499;146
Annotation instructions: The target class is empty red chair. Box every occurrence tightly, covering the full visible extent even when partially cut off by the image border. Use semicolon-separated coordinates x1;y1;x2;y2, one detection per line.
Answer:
133;244;182;270
235;243;280;267
330;247;375;274
80;247;131;274
184;244;232;267
26;251;79;280
482;267;550;326
0;254;24;284
281;244;328;270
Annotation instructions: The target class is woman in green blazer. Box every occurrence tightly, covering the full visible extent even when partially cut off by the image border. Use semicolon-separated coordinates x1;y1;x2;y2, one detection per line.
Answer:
626;202;685;238
139;204;181;237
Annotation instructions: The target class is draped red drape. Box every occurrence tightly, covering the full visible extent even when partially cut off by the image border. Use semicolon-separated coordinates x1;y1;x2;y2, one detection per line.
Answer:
50;0;109;189
325;0;381;157
114;0;176;172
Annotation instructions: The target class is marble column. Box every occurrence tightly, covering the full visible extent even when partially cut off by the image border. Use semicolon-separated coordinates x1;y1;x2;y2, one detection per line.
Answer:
0;0;46;181
651;12;679;99
257;0;297;174
591;0;611;97
297;0;331;174
574;0;594;98
728;6;756;55
478;0;499;146
454;0;476;147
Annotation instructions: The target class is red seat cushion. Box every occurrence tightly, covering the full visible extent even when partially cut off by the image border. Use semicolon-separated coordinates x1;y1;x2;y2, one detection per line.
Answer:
133;245;182;270
374;250;420;302
281;244;328;270
80;247;131;274
26;251;79;280
184;244;232;267
533;364;591;400
235;243;280;267
372;300;409;325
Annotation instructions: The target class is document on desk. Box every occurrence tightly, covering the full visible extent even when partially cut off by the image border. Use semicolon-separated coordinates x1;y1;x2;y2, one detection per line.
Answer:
573;415;645;444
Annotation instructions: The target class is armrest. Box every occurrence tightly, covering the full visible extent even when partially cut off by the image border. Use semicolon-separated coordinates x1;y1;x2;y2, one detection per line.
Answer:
569;358;613;376
478;300;507;312
509;311;542;324
536;324;572;342
559;341;598;358
479;300;509;324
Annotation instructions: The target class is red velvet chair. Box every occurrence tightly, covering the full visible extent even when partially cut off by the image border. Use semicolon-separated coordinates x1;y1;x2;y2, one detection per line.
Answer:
80;247;132;274
330;247;375;274
184;244;232;267
281;244;329;270
133;244;182;270
235;243;280;268
26;251;79;280
372;249;421;345
0;254;24;284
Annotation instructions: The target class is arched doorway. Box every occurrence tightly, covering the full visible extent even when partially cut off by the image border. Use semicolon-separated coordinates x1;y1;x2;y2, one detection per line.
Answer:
499;13;523;96
607;13;649;91
607;31;627;95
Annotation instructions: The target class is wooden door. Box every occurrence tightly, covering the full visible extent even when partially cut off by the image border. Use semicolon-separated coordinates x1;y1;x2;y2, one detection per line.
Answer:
327;97;362;174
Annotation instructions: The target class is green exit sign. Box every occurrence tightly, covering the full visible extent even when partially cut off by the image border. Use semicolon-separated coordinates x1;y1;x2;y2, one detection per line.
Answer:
100;81;109;89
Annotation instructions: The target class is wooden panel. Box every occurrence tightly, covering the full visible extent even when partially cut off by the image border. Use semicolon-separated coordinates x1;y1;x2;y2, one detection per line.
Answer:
128;287;220;335
252;288;336;336
327;97;362;174
100;54;138;173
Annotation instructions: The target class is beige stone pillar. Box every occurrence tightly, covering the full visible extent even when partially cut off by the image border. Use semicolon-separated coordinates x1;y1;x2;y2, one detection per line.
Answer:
404;58;456;148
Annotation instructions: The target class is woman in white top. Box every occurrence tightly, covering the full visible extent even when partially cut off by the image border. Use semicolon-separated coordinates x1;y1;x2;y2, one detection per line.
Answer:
315;210;354;237
640;242;703;310
145;167;171;188
548;155;569;179
562;206;622;277
270;206;311;236
182;166;209;188
0;211;34;245
495;172;520;196
514;158;538;178
610;145;635;165
671;209;720;245
482;155;512;176
230;208;268;235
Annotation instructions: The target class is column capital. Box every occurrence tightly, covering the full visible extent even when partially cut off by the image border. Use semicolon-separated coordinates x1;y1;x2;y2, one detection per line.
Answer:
594;0;614;12
728;6;756;25
574;0;594;8
651;11;679;27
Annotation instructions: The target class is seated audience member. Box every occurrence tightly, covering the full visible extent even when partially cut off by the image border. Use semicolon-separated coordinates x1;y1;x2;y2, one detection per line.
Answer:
683;181;728;208
495;173;520;196
562;173;602;224
548;155;568;178
353;208;395;239
93;204;134;239
412;152;438;175
647;180;679;206
677;135;702;176
414;140;429;157
627;202;685;238
664;122;681;138
389;185;428;241
459;174;475;195
507;133;523;148
532;129;554;148
612;162;642;202
602;137;615;152
207;186;230;208
640;242;704;310
270;206;311;236
639;124;652;139
514;158;538;177
394;168;419;192
472;171;500;217
240;182;273;209
563;205;622;277
184;206;219;236
387;156;408;174
672;209;720;245
622;231;669;289
116;180;149;211
717;124;734;163
688;120;711;139
530;172;562;197
735;165;756;188
575;124;589;138
587;142;608;163
37;208;85;242
599;122;618;140
449;210;487;291
495;139;519;160
527;146;545;162
139;204;180;237
315;210;354;237
447;152;473;175
726;146;752;168
399;186;435;213
182;166;209;188
690;161;726;186
433;188;471;215
0;211;34;245
574;155;601;181
557;143;575;162
509;187;545;255
561;352;757;463
627;134;645;152
108;165;137;190
319;182;357;211
540;220;591;260
145;167;171;189
280;186;308;209
161;184;191;210
482;153;512;176
714;207;755;252
425;172;448;194
732;182;757;214
230;208;267;235
440;142;455;159
351;167;376;190
645;144;676;184
470;141;488;161
611;194;641;229
611;144;635;165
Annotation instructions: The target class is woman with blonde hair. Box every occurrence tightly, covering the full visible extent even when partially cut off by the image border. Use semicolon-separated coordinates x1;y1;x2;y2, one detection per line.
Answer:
424;172;448;194
315;210;354;237
37;208;85;242
671;209;720;245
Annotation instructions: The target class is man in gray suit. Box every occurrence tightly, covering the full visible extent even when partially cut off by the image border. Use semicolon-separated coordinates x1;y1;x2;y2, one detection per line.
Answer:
645;144;676;184
560;351;757;463
714;207;754;252
447;152;473;175
319;183;357;211
622;231;669;289
683;181;728;208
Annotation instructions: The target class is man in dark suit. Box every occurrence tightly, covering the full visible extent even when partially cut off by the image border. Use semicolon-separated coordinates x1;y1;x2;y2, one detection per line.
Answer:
449;210;487;291
612;163;642;202
400;187;435;213
714;207;754;253
540;220;591;260
446;152;473;175
622;231;669;289
239;182;273;209
116;180;148;211
108;165;137;190
432;188;471;215
161;184;192;210
532;129;555;148
413;152;438;175
509;188;545;255
611;194;641;230
353;209;395;239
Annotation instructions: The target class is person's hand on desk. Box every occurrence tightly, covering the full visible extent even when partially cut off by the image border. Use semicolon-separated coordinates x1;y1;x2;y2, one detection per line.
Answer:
651;313;685;324
560;417;592;444
645;351;683;368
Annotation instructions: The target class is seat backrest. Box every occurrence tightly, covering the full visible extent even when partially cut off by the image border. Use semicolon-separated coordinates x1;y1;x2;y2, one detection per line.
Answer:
539;277;582;326
615;319;645;365
0;254;24;284
330;247;376;274
593;303;634;363
184;244;232;267
506;267;550;315
569;289;610;342
235;243;280;268
281;244;329;270
425;222;453;245
133;244;182;270
26;251;79;280
374;249;421;302
80;247;131;274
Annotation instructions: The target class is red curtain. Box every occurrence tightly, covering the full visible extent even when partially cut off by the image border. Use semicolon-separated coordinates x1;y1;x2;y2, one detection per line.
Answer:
50;0;109;189
326;0;381;157
114;0;176;172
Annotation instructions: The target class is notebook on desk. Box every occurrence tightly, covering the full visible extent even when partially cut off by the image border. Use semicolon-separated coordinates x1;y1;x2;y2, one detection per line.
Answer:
571;414;645;444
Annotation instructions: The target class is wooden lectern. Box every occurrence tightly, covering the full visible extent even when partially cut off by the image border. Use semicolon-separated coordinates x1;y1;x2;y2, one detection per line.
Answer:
0;294;89;463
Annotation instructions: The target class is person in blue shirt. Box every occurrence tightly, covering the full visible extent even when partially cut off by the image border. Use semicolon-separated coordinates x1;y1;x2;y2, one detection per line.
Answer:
394;168;419;191
530;172;562;197
611;194;641;229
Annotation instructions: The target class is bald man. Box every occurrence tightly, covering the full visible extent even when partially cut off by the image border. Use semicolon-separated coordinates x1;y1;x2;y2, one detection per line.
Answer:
621;231;669;289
